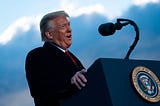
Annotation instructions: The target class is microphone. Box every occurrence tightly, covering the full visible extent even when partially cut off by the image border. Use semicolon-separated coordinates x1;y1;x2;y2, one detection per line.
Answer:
98;18;139;59
98;22;129;36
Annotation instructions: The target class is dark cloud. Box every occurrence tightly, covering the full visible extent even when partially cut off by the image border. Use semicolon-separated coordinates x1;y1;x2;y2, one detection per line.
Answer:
121;3;160;60
71;3;160;67
0;2;160;105
0;28;42;97
123;3;160;35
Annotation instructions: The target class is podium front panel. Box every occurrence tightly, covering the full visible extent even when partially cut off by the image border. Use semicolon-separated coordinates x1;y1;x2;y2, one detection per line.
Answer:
62;58;160;106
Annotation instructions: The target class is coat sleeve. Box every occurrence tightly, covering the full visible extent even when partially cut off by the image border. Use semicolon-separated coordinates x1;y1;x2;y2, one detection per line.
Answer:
25;48;78;99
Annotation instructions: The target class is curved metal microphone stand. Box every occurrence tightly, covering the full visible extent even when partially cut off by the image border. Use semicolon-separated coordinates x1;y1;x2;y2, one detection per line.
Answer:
116;18;139;59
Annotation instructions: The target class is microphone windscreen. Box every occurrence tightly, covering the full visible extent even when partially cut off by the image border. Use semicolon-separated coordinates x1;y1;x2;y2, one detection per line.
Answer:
98;23;116;36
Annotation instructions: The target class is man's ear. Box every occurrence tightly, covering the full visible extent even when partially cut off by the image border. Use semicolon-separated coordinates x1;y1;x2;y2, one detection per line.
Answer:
45;31;53;39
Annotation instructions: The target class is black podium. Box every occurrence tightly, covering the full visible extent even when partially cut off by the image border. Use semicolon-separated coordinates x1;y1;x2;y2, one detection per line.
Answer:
62;58;160;106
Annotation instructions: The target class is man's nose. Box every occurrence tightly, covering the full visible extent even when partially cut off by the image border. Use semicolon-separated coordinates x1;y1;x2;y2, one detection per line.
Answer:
67;26;72;32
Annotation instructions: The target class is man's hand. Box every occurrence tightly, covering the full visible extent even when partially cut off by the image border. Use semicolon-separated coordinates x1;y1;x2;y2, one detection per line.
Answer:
71;69;87;89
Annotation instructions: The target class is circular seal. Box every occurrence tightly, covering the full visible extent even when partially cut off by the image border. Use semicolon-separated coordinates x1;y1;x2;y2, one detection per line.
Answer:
132;66;160;102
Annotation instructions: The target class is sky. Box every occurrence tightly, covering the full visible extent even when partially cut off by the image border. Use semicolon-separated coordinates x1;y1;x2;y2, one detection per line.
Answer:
0;0;160;106
0;0;159;45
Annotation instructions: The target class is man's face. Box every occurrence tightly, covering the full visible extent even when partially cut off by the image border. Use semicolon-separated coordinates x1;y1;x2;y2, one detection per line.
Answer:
47;16;72;50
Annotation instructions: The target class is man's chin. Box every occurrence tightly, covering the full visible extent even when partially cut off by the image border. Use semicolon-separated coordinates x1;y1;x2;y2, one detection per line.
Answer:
67;43;72;48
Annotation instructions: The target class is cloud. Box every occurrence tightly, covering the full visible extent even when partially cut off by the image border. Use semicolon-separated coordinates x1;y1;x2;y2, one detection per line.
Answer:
0;16;40;45
0;89;34;106
61;3;105;17
0;2;105;46
133;0;160;6
70;2;160;67
1;0;160;45
59;0;123;19
0;2;160;106
0;2;106;45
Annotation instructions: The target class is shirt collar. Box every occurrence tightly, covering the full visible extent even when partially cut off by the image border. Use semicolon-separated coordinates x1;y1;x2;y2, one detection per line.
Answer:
49;42;66;52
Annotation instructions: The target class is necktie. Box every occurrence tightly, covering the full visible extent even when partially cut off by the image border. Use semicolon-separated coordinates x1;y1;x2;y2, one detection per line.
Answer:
65;51;77;66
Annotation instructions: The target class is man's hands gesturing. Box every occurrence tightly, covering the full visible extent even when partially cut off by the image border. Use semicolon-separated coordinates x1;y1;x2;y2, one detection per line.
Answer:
71;69;87;89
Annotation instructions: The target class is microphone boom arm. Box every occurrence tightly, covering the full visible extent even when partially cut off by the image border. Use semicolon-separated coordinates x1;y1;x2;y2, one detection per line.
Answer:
116;18;139;59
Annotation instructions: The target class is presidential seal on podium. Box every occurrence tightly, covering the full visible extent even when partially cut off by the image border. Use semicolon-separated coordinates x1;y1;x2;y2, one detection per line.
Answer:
131;66;160;103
